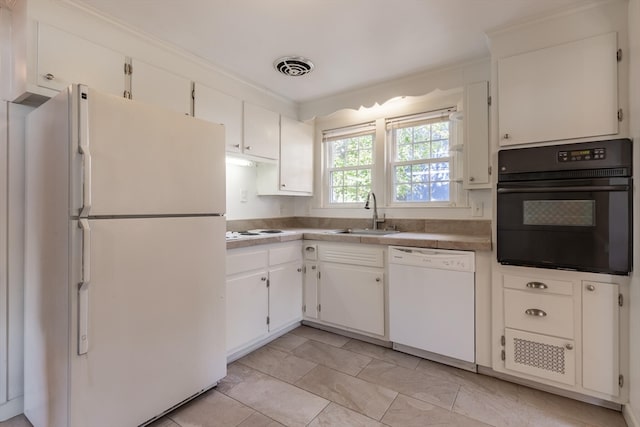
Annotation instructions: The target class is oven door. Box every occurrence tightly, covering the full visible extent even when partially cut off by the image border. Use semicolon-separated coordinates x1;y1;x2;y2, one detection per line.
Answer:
497;177;632;275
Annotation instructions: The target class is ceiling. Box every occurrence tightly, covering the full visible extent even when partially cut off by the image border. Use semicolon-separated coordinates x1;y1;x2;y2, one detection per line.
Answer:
70;0;596;103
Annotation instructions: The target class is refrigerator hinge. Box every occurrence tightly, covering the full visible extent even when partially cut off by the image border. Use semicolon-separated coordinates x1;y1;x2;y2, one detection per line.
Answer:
487;95;492;106
123;90;131;100
500;335;505;346
266;316;270;325
619;293;624;307
619;374;624;388
501;350;506;361
124;63;133;75
618;109;623;122
617;49;622;62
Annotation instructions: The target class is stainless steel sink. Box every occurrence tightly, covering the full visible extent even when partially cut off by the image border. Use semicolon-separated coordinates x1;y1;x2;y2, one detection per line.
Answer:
333;229;400;236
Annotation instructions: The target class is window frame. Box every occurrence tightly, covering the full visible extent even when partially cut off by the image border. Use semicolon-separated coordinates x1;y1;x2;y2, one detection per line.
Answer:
323;123;376;206
387;110;459;207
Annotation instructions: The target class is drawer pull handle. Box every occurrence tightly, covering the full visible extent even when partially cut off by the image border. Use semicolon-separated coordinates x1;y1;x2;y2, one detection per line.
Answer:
525;308;547;317
526;282;548;290
565;344;574;350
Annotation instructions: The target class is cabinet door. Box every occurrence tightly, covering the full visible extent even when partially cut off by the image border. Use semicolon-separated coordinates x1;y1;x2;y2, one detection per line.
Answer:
582;281;619;396
130;59;191;116
498;32;618;145
37;23;124;97
193;83;243;153
319;263;384;336
280;116;313;193
268;262;303;332
464;81;490;188
226;271;269;353
243;103;279;159
303;262;318;319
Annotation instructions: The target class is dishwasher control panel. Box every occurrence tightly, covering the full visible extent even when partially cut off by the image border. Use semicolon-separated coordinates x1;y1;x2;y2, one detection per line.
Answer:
388;246;475;272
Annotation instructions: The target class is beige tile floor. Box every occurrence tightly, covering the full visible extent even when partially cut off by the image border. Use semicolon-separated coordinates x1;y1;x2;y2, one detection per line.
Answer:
2;325;627;427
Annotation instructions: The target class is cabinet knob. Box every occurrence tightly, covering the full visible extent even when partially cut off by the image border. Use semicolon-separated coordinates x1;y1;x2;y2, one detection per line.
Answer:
585;284;595;291
375;277;381;282
469;177;475;182
311;265;316;270
526;282;548;290
245;146;252;150
281;184;286;188
565;343;574;350
233;144;240;149
44;73;55;81
297;268;302;272
525;308;547;317
503;133;510;139
261;276;267;281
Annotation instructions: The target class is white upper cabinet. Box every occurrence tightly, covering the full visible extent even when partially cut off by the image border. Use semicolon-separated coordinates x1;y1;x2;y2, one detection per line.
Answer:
243;102;280;159
463;81;490;188
193;83;243;153
130;59;191;116
498;32;619;146
279;116;314;193
35;23;124;98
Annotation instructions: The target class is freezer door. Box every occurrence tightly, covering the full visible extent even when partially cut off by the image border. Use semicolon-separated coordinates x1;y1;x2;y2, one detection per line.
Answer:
74;86;225;216
69;216;226;427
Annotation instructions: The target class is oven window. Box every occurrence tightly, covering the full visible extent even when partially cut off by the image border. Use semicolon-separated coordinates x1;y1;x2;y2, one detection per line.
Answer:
523;200;595;226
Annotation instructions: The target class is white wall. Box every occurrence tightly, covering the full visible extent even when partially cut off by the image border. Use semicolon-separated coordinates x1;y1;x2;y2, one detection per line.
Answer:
226;163;297;220
626;0;640;424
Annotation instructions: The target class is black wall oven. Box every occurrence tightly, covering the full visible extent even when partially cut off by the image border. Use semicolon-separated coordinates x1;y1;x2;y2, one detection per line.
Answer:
497;139;632;275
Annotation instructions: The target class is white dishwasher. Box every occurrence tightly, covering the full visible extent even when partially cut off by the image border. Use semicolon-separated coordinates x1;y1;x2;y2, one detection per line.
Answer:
388;246;475;370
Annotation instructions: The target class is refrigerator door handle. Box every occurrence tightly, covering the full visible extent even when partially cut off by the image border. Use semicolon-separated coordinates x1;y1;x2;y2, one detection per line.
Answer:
78;85;92;217
78;219;91;355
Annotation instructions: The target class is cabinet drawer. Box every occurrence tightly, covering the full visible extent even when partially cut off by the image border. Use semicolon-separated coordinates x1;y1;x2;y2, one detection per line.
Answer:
505;328;575;386
269;243;302;266
503;274;573;296
226;249;268;276
504;289;574;339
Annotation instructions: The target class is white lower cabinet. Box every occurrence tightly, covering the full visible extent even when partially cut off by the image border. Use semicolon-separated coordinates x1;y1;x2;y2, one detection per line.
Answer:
226;242;303;357
319;263;384;336
494;268;626;402
304;242;385;338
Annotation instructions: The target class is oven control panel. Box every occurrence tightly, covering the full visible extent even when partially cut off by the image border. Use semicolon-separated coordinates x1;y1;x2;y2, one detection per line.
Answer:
558;148;606;162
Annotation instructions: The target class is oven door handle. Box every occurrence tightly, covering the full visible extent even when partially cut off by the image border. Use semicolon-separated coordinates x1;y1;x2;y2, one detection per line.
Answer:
497;185;629;193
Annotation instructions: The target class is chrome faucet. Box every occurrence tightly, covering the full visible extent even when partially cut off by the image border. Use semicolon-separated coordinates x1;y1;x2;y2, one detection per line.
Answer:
364;192;385;230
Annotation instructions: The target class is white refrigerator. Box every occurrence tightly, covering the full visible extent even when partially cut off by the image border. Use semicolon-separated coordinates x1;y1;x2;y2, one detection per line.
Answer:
24;84;227;427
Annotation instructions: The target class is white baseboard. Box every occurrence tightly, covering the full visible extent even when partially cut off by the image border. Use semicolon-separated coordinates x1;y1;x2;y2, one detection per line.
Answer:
0;396;23;422
624;403;640;427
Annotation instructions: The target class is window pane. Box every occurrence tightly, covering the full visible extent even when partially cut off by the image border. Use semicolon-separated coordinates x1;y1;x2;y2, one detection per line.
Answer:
395;184;411;201
394;165;411;184
431;139;449;158
397;144;411;161
359;136;373;150
431;122;449;140
430;182;449;201
413;143;430;160
331;171;344;186
397;128;412;145
359;148;373;165
412;183;429;201
357;186;370;201
358;169;371;186
344;170;359;186
346;150;359;166
414;125;429;142
343;187;359;203
430;162;450;181
411;164;429;183
331;187;344;203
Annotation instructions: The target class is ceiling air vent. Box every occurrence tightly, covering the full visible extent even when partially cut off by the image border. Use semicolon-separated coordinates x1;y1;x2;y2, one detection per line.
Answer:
274;56;314;77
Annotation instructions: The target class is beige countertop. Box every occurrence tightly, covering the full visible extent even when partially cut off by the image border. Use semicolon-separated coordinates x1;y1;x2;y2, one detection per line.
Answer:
226;228;491;251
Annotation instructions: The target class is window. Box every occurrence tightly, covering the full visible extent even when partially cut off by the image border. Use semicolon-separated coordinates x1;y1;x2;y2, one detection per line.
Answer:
387;111;454;203
324;123;375;204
